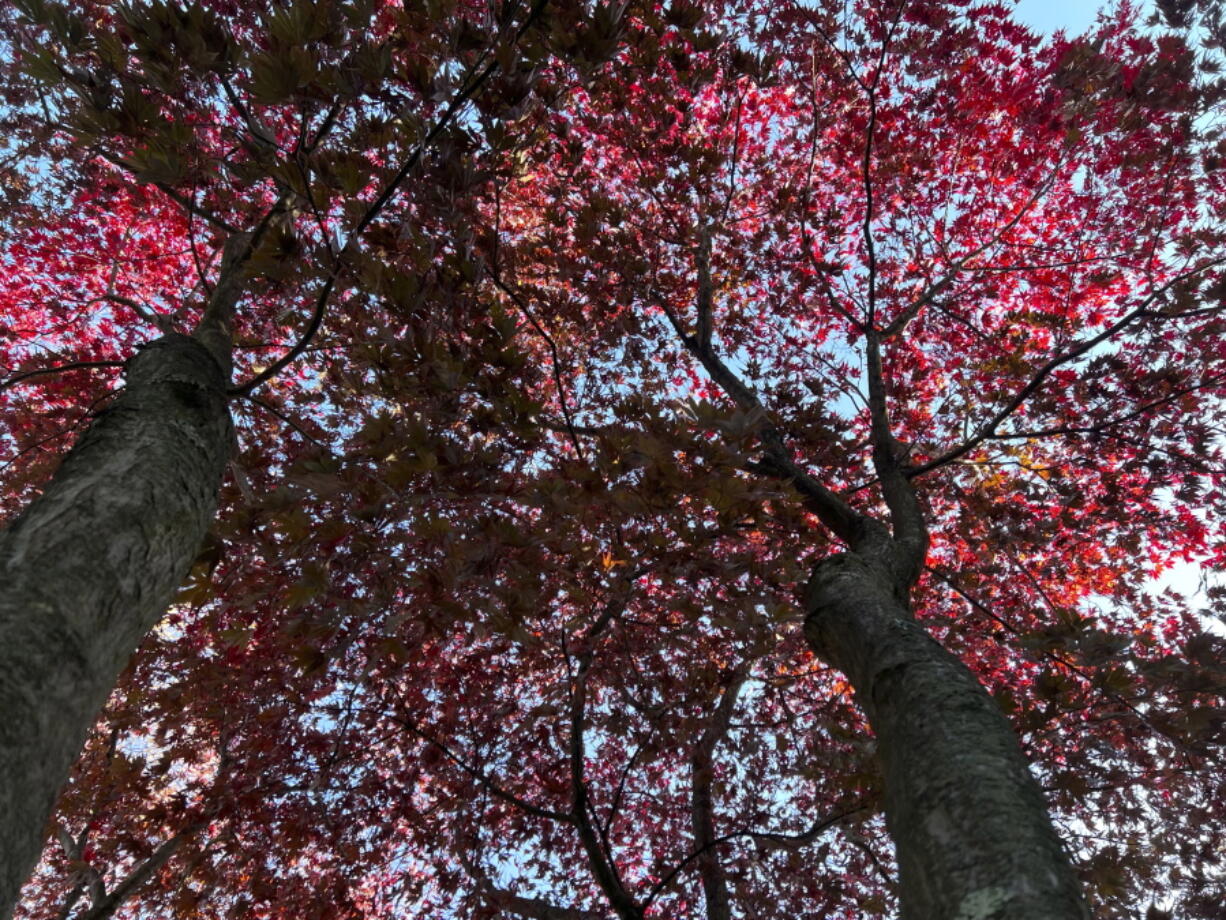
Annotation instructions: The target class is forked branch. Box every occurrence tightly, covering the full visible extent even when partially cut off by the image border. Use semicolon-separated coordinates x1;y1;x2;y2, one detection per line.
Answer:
654;237;869;547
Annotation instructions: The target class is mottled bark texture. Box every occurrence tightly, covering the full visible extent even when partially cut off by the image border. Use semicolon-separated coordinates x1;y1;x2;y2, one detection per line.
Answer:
0;334;231;920
804;551;1090;920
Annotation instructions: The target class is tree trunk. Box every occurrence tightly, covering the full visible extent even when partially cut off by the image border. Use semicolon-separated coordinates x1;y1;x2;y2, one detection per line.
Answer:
803;552;1091;920
0;334;231;920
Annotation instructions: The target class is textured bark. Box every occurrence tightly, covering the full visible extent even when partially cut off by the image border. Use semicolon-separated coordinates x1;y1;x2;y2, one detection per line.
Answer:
0;334;232;920
804;552;1090;920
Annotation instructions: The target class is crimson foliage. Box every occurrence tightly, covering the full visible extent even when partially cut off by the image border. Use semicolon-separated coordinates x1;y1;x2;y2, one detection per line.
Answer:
1;1;1224;917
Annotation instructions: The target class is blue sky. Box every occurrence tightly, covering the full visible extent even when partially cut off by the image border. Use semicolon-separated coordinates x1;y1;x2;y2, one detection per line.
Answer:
1013;0;1107;34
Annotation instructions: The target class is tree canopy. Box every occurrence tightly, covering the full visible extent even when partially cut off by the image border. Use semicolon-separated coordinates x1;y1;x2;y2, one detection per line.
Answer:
1;1;1224;918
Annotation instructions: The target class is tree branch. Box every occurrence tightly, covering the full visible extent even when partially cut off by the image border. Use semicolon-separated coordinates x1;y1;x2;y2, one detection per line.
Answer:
980;373;1226;443
863;327;929;581
644;802;868;910
489;273;585;460
689;673;745;920
237;393;333;450
230;1;549;395
654;275;870;548
389;714;573;823
910;258;1226;478
567;595;642;920
74;823;204;920
932;568;1205;760
0;360;123;394
880;159;1066;341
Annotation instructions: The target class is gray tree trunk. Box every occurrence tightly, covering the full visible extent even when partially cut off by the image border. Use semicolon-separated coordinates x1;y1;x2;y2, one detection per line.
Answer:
0;334;232;919
804;551;1091;920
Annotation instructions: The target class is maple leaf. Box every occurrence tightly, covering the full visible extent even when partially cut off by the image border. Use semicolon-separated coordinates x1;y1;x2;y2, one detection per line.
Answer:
2;2;1226;920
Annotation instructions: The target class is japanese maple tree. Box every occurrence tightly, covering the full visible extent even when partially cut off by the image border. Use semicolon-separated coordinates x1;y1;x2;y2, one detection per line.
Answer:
2;1;1225;919
0;0;571;911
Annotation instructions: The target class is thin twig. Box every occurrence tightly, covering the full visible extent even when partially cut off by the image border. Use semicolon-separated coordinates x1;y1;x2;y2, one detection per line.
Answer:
231;1;549;395
643;802;869;909
488;273;586;460
909;258;1226;478
0;360;124;394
